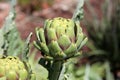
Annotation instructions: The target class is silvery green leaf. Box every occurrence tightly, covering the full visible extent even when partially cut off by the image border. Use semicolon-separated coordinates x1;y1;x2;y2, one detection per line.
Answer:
72;0;84;21
6;28;24;56
2;12;15;34
10;0;17;7
22;32;33;61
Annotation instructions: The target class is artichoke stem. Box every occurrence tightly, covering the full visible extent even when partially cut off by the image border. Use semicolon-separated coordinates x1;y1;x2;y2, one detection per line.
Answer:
49;60;64;80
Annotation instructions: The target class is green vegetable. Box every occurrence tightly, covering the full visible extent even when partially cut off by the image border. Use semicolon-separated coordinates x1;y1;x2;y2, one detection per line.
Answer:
0;55;35;80
34;17;88;60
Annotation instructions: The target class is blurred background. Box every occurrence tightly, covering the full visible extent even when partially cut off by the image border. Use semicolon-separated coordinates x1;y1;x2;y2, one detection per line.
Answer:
0;0;120;80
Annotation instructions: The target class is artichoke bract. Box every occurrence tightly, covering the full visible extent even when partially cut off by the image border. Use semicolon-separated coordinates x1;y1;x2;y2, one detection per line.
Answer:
34;17;88;60
0;55;35;80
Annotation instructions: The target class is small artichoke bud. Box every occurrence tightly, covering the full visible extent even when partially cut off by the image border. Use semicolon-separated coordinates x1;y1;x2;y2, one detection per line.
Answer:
0;55;32;80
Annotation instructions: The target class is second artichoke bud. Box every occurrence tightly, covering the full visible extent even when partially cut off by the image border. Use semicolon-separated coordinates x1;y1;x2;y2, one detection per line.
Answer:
34;17;88;60
0;55;36;80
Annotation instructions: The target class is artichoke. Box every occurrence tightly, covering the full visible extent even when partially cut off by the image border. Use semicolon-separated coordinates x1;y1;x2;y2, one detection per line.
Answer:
0;55;36;80
34;17;87;60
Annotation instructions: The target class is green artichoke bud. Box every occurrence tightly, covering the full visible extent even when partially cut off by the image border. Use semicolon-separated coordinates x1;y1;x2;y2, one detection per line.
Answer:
34;17;87;60
0;55;30;80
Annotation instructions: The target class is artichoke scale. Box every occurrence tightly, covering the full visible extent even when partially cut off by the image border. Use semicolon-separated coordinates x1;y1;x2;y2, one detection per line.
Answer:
38;28;46;43
46;28;57;43
44;19;52;29
65;25;75;42
54;51;67;60
35;28;41;42
75;22;82;34
78;37;88;50
56;26;66;38
33;41;41;51
64;43;77;57
50;19;60;28
48;41;62;57
75;33;84;49
57;35;71;50
66;19;74;28
39;42;49;56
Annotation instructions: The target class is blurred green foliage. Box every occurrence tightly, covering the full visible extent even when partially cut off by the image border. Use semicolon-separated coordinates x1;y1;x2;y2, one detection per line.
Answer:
66;0;120;80
85;0;120;71
0;0;23;56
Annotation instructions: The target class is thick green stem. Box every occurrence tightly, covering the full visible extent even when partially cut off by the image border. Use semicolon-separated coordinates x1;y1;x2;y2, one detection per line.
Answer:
49;60;64;80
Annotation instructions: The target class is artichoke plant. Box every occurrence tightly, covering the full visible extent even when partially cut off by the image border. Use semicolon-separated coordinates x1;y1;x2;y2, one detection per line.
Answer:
0;55;36;80
34;17;87;80
34;17;87;60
